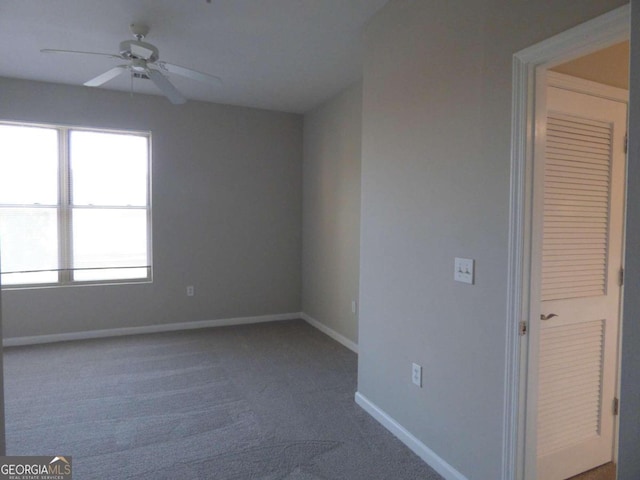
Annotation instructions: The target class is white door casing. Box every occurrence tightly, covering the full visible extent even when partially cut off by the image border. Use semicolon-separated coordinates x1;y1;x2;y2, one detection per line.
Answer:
504;6;630;480
533;83;627;479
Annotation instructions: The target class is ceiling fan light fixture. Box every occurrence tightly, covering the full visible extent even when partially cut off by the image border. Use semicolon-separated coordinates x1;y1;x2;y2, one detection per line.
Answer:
130;58;147;73
132;72;150;80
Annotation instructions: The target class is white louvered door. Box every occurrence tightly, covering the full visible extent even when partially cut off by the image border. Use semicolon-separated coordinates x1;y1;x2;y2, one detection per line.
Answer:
536;85;626;480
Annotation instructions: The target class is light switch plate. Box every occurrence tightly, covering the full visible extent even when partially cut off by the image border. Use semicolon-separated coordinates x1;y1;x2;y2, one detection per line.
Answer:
454;257;474;284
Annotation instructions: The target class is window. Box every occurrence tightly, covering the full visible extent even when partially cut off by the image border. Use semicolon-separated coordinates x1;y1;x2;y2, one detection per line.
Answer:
0;122;151;287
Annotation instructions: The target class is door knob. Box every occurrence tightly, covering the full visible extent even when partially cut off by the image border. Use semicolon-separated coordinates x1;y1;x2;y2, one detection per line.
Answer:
540;313;558;321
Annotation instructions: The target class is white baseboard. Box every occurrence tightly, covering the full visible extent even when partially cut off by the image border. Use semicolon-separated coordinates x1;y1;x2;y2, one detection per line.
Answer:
3;312;360;351
3;312;301;347
300;312;358;353
355;392;468;480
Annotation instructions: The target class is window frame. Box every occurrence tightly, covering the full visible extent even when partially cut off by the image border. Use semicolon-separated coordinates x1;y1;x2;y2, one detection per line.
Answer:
0;120;153;289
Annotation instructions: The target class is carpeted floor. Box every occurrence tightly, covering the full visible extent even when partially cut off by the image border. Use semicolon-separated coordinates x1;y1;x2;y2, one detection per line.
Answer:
3;320;444;479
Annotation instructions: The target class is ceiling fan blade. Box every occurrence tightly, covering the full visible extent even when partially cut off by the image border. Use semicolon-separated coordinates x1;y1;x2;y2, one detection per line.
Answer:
147;69;186;104
41;48;121;60
156;61;222;86
84;65;128;87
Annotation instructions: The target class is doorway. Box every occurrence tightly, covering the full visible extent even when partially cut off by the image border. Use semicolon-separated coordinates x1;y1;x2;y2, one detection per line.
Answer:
532;70;628;480
504;5;631;480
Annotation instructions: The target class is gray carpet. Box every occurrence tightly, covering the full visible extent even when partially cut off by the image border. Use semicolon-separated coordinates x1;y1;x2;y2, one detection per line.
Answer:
3;320;444;479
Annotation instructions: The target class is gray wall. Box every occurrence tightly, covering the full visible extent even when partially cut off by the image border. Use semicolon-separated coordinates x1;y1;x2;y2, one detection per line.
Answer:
0;77;302;339
619;0;640;477
302;83;362;344
0;268;4;454
357;1;628;479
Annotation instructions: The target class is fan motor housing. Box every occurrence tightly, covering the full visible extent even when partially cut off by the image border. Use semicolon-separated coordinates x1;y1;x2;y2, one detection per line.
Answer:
120;40;158;62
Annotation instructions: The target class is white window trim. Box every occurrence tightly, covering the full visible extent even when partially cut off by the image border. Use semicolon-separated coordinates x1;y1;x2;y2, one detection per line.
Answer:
0;120;153;289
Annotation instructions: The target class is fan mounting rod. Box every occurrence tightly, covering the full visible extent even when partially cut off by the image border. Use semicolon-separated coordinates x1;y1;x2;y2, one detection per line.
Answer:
130;23;150;40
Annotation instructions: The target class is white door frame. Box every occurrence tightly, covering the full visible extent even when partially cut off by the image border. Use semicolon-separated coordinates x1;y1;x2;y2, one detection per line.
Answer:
503;5;630;480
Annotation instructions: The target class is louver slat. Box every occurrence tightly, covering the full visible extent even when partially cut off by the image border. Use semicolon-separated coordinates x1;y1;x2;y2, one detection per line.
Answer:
541;112;612;301
537;320;605;457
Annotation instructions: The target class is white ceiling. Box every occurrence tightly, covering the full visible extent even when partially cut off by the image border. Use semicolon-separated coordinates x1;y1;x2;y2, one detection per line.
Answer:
0;0;388;113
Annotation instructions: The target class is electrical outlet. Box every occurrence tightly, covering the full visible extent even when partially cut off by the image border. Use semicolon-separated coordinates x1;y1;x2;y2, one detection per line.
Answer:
412;363;422;387
186;285;194;296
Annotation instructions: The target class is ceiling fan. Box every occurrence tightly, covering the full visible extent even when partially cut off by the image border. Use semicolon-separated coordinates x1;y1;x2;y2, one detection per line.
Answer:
41;24;222;104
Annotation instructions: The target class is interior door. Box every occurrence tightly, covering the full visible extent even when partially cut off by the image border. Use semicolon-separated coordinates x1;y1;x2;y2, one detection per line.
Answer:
535;85;626;479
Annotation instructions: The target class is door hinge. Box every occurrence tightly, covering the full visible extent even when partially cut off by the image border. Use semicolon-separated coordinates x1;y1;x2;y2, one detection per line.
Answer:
614;397;619;416
624;132;628;154
519;321;528;336
619;267;624;286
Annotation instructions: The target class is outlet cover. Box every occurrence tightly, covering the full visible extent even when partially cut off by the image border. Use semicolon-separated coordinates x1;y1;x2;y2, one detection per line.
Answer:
412;363;422;387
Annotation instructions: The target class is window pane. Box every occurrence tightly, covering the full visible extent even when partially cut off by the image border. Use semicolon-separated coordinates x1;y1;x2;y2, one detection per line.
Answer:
70;131;148;207
0;125;58;205
72;209;148;282
73;267;149;282
0;207;59;285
